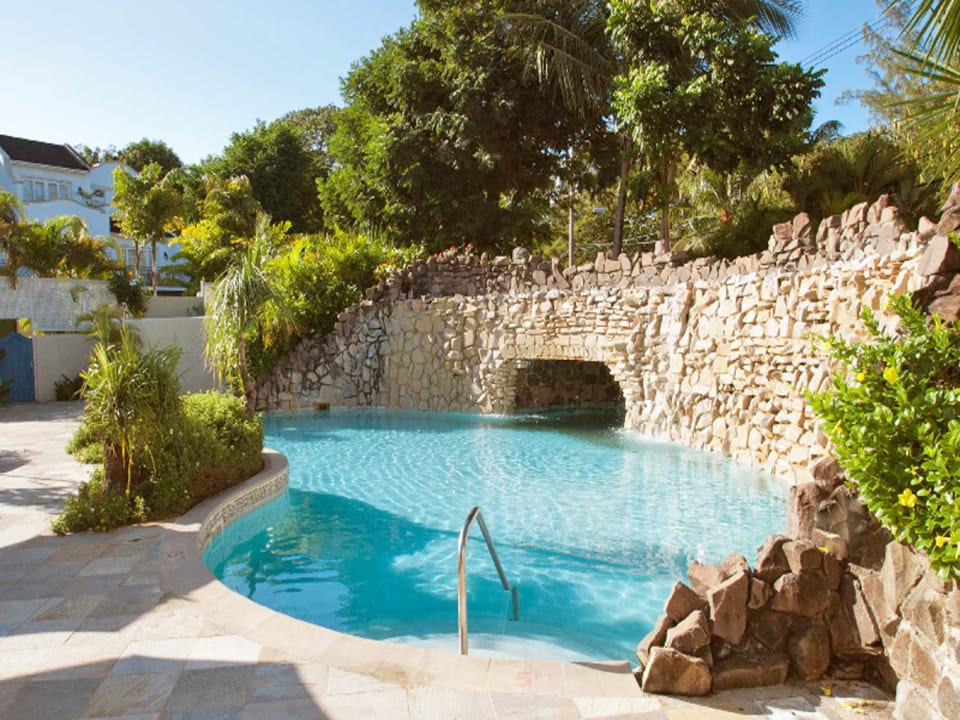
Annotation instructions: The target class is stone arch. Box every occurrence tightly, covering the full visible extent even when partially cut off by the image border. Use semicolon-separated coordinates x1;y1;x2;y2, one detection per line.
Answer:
487;337;642;422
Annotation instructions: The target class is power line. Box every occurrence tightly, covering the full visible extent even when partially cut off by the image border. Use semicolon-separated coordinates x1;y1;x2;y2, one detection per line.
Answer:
806;15;897;67
799;0;906;67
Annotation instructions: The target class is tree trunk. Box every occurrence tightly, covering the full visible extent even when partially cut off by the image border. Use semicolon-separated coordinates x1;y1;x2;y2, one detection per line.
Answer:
150;239;159;295
567;189;575;268
103;441;127;495
237;337;256;420
612;138;632;260
657;157;678;252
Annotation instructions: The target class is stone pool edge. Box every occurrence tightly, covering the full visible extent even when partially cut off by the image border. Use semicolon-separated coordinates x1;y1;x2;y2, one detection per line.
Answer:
157;448;643;699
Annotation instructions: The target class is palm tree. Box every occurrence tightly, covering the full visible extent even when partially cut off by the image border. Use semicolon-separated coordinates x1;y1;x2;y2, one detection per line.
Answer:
112;163;182;294
82;329;181;496
0;189;27;287
205;214;288;419
502;0;804;257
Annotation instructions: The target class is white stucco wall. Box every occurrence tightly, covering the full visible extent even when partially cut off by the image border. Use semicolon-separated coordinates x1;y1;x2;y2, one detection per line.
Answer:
31;317;217;402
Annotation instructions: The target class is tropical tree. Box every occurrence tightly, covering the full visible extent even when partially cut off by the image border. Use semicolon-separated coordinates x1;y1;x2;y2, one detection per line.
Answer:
0;189;26;287
176;175;263;287
81;329;182;496
782;131;942;225
321;1;610;252
502;0;815;255
117;139;183;174
205;214;289;419
112;163;183;293
205;119;324;233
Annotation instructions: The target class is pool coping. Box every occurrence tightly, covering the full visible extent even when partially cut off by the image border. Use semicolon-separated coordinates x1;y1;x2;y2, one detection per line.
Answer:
158;448;644;698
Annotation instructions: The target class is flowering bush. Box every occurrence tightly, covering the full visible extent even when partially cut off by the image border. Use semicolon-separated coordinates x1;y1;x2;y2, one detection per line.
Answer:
810;296;960;578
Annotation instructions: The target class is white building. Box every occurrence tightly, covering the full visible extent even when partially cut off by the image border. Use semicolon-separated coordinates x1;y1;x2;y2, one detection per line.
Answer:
0;134;180;278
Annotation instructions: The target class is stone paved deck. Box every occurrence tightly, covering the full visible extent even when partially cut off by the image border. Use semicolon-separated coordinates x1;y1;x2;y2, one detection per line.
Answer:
0;401;895;719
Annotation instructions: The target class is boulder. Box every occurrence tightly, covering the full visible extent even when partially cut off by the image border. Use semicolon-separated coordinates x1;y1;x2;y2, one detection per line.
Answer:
788;622;831;680
664;581;707;622
641;647;712;696
786;483;821;540
709;570;750;645
755;535;791;584
711;652;790;692
665;609;711;655
810;456;844;494
769;570;832;618
719;553;751;580
813;528;849;563
918;235;960;276
749;608;794;652
688;561;723;596
823;552;842;591
748;577;772;610
828;573;882;658
636;613;673;665
783;539;823;574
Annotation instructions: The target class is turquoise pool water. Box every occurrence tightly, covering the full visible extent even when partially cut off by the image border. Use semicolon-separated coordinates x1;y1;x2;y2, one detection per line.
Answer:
204;408;786;661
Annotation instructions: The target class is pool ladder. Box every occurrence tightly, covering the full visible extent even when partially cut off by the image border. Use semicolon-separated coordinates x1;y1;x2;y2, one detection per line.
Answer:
457;506;520;656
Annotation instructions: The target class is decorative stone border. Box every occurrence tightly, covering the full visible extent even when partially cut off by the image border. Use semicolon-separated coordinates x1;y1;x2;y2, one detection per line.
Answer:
197;452;289;550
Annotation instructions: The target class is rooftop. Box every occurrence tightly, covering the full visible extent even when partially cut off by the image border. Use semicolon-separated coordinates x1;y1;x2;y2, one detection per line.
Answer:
0;134;89;171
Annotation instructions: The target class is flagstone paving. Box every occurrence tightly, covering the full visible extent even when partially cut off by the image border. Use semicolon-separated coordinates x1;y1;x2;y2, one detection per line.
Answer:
0;401;895;719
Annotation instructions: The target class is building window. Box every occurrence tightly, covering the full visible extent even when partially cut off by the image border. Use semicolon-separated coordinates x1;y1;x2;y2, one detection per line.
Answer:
48;182;58;200
22;183;33;201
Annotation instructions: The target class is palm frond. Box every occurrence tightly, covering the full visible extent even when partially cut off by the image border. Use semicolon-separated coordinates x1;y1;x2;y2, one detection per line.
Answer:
903;0;960;65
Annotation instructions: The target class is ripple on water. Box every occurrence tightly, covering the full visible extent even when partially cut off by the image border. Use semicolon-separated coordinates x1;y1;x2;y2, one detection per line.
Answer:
204;407;786;661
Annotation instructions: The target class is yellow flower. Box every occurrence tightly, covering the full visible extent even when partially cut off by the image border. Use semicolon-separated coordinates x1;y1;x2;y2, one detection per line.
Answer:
856;371;866;382
898;488;917;508
935;535;950;549
822;685;832;697
883;366;899;384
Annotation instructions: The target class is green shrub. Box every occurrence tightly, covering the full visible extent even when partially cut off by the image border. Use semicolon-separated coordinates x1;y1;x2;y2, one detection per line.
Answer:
54;373;84;401
66;422;103;464
52;469;147;535
810;296;960;578
107;271;150;317
56;390;264;531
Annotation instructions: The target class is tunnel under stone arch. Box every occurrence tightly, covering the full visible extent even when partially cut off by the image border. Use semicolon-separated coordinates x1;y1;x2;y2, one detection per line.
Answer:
511;359;625;412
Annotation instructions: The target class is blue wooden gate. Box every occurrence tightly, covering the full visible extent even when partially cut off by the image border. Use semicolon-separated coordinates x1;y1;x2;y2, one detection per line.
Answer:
0;333;35;403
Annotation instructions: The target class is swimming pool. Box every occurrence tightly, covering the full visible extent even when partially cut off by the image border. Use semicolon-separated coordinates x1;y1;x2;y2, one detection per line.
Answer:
203;408;786;661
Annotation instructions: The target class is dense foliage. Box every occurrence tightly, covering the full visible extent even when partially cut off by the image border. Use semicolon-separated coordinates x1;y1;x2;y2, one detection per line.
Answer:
320;1;611;252
810;297;960;578
205;119;325;233
56;391;263;533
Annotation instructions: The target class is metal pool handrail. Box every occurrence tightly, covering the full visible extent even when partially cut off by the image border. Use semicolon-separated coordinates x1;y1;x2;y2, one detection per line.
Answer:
457;506;520;656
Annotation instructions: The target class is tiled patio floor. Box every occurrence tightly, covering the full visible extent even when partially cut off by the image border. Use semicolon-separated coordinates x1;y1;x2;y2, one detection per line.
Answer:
0;401;894;719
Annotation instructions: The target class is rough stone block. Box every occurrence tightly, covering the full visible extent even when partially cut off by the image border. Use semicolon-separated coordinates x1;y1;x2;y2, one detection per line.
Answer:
749;608;794;652
688;561;722;596
788;621;831;680
636;613;673;665
748;578;771;610
919;235;960;276
711;652;789;692
770;570;831;618
783;539;823;573
664;581;707;622
719;553;751;580
709;570;750;645
641;647;712;696
665;609;711;655
756;535;791;584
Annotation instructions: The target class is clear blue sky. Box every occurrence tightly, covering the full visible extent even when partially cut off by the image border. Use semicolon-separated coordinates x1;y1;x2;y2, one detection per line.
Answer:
1;0;889;165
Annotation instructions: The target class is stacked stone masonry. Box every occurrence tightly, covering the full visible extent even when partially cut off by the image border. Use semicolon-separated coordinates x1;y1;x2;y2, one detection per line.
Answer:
256;194;960;718
257;194;934;487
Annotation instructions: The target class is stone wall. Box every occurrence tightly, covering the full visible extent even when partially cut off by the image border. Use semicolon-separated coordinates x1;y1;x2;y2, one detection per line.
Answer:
255;194;959;718
256;194;929;487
